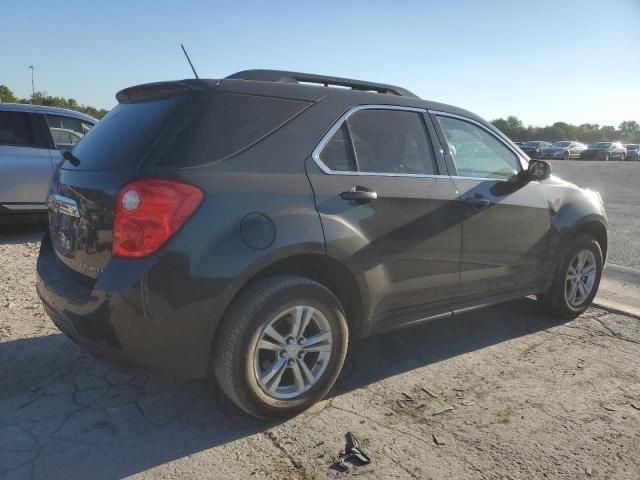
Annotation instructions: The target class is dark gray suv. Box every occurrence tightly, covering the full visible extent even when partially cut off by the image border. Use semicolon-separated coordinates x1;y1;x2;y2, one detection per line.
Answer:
37;70;608;419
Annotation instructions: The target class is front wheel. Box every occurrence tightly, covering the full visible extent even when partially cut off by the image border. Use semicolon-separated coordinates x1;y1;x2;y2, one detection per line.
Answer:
563;151;570;160
539;234;603;319
213;275;349;419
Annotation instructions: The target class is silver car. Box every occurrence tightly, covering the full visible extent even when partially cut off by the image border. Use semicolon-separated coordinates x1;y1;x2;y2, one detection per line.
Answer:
539;141;586;160
0;103;97;223
624;144;639;161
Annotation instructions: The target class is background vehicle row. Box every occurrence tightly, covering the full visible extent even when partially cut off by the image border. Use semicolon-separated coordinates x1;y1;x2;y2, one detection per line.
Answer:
517;139;634;161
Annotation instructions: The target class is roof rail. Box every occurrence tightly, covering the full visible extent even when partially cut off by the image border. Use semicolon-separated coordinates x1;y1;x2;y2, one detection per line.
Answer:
226;69;419;99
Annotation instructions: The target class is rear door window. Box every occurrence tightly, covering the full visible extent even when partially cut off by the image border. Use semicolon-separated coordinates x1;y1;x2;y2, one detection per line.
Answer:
0;111;37;148
45;114;94;149
347;109;436;175
317;108;438;176
45;114;93;136
51;130;70;145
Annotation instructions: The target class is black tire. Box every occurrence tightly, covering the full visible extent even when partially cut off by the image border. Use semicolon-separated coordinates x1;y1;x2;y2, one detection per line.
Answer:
213;275;349;419
563;151;570;160
539;233;603;319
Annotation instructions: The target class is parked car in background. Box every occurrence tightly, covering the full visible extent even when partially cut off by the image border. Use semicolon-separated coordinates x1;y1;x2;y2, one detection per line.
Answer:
49;128;83;150
580;142;626;161
624;144;639;161
514;141;524;146
37;69;608;419
0;103;97;223
539;141;586;160
520;140;551;158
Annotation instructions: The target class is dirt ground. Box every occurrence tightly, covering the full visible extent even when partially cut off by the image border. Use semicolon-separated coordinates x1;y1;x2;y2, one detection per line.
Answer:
1;227;640;479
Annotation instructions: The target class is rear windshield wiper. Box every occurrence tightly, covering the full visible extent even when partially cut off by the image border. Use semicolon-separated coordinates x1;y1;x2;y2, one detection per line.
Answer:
62;150;81;167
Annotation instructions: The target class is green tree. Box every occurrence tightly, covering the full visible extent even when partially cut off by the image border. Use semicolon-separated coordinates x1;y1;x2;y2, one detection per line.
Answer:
0;85;18;103
23;90;108;119
490;116;640;144
600;125;616;140
491;116;526;141
619;121;640;142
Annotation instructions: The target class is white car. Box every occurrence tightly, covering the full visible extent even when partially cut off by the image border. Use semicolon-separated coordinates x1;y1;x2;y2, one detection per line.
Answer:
0;103;97;223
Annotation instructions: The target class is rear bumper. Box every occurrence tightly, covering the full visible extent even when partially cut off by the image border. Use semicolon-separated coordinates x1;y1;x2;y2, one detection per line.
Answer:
36;234;221;378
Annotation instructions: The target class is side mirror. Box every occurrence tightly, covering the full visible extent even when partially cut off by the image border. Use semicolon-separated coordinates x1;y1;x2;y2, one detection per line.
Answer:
519;160;551;182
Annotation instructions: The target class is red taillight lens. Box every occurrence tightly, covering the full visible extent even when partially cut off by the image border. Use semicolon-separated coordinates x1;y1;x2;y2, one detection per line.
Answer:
113;179;203;258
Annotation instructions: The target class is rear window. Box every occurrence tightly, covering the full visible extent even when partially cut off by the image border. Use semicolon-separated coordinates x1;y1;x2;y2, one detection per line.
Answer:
155;92;310;167
67;96;186;170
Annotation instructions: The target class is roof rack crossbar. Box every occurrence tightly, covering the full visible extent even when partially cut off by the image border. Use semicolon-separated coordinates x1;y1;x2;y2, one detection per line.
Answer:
226;70;418;98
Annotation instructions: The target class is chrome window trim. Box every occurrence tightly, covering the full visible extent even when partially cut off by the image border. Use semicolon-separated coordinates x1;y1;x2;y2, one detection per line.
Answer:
430;110;530;179
450;175;539;185
311;104;449;179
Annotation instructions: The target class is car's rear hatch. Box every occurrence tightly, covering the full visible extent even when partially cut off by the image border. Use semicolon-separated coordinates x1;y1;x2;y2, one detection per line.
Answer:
47;82;204;278
47;78;316;278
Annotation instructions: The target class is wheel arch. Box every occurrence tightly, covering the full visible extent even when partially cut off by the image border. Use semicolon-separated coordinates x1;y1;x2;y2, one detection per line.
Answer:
246;254;367;336
572;218;608;262
562;215;608;263
207;253;369;371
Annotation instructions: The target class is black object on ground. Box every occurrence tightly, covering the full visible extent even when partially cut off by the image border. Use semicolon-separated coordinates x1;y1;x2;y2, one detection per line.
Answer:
332;432;371;473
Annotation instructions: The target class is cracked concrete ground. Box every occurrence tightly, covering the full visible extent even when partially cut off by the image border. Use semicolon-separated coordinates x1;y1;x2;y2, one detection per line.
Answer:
2;228;640;479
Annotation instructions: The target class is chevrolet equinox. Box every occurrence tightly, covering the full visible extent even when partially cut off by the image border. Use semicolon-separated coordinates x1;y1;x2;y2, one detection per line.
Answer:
37;70;608;419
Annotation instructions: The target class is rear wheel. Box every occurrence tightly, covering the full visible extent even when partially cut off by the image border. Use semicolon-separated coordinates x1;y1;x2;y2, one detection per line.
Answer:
539;233;603;319
213;275;349;419
562;151;570;160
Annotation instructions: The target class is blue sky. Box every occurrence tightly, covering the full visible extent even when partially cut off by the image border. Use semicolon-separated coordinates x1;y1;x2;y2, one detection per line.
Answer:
2;0;639;126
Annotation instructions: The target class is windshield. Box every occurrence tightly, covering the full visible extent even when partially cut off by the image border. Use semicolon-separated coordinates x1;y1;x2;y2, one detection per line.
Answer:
552;141;571;147
589;142;611;149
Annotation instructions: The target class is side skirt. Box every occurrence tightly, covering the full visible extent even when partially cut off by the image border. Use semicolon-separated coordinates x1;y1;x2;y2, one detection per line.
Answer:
366;286;542;337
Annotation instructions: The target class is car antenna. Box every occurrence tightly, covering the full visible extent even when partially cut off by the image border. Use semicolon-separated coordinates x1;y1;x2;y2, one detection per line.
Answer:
180;44;199;79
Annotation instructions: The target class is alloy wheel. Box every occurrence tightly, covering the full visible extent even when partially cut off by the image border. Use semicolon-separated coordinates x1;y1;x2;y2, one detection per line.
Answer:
254;305;333;399
565;249;597;307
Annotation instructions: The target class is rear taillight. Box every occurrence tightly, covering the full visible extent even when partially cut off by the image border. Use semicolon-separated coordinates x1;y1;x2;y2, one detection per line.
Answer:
113;179;203;258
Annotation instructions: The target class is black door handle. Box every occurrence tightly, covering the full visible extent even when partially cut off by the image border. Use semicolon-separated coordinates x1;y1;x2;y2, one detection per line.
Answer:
467;196;491;211
341;187;378;203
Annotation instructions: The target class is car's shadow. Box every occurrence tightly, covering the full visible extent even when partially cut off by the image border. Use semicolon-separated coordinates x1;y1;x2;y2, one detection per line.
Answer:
0;297;553;479
0;222;47;245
